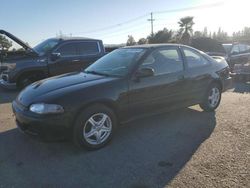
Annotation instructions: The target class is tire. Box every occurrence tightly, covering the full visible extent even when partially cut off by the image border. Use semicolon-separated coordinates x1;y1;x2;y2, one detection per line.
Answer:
199;83;222;112
73;104;117;150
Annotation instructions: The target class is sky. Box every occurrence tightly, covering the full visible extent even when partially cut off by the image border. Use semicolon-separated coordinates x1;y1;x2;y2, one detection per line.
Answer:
1;0;249;46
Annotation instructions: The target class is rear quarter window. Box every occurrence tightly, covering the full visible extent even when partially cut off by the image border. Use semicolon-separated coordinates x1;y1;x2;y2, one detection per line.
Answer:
183;48;210;68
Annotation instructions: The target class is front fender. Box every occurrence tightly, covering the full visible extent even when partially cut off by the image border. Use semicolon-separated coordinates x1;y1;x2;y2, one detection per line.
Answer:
11;62;48;82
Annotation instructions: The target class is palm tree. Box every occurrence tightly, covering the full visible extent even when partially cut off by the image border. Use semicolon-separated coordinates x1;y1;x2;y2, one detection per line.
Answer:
178;16;194;44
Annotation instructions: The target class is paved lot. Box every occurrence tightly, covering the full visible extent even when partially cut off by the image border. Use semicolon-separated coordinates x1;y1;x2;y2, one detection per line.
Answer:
0;83;249;188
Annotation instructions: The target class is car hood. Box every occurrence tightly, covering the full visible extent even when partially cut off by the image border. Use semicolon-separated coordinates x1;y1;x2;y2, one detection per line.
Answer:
17;72;115;106
0;30;36;54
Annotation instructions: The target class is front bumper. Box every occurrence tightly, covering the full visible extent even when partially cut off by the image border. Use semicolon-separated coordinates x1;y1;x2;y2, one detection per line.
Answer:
12;100;72;140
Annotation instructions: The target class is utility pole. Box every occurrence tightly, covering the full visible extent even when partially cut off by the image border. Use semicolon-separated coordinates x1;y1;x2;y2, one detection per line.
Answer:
147;12;155;36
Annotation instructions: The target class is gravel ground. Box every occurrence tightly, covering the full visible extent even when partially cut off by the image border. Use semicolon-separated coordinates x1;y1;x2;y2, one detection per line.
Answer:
168;91;250;188
0;82;249;188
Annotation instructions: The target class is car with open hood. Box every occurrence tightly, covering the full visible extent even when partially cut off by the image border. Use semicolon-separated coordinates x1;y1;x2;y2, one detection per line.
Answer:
12;44;232;150
0;30;106;89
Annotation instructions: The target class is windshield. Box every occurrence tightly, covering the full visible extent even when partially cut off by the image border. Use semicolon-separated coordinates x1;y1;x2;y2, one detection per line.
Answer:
222;44;233;54
85;48;146;77
33;39;59;55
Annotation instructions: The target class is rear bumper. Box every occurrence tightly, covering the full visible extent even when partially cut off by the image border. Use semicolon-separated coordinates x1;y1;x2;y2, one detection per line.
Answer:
0;79;17;90
12;101;72;140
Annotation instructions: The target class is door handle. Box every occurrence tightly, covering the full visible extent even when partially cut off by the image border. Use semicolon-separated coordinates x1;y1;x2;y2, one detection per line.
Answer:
72;59;80;62
177;75;185;80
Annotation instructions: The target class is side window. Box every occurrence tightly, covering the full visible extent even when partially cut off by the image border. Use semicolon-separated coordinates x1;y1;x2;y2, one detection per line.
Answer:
239;44;250;54
56;43;77;56
239;44;246;54
231;44;240;55
183;48;209;68
141;48;183;75
77;42;100;56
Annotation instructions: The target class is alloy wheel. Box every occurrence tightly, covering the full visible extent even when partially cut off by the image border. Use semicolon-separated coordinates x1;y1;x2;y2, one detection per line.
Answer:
208;87;220;108
83;113;112;145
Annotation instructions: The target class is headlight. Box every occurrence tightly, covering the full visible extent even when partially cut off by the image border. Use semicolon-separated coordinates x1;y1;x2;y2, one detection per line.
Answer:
29;103;64;114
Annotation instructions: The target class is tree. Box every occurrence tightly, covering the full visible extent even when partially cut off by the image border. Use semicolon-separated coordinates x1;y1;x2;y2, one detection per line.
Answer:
147;28;173;44
233;27;250;42
126;35;136;46
212;27;229;42
0;35;12;51
193;31;203;38
137;38;147;45
202;27;208;37
178;16;194;44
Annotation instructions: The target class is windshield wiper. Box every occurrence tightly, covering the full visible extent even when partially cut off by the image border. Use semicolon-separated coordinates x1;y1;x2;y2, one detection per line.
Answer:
84;70;110;77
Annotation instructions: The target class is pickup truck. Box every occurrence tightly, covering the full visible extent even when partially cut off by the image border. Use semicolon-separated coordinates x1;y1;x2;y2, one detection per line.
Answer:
0;30;106;89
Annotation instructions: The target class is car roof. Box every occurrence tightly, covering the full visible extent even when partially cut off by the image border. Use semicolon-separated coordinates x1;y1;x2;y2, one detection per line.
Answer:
49;37;102;42
122;43;187;49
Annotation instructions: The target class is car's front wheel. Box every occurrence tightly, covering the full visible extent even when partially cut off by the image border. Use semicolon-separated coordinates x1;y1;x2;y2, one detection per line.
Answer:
73;104;116;150
199;83;222;112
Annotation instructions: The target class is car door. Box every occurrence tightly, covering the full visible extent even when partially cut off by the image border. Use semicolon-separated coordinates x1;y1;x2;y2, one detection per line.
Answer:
181;47;213;102
77;41;103;70
48;42;82;76
238;44;250;63
128;46;186;116
229;44;241;64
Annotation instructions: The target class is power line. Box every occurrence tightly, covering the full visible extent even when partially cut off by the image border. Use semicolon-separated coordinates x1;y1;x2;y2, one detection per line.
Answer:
102;23;177;41
155;1;224;14
69;1;224;37
147;2;224;36
72;13;149;35
88;20;149;38
97;24;149;39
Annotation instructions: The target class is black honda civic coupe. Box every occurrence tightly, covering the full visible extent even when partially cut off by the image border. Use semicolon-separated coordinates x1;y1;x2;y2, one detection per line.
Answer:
12;44;232;149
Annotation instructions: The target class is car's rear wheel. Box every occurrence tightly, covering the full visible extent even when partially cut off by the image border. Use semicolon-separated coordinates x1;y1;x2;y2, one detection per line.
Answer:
199;83;221;112
73;104;116;150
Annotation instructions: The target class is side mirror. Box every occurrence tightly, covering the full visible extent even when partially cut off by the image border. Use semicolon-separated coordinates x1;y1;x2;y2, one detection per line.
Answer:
136;67;154;78
51;52;61;61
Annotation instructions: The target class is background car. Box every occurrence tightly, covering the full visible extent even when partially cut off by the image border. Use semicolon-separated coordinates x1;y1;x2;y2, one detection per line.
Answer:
191;38;250;82
0;30;106;89
222;43;250;68
12;44;231;150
